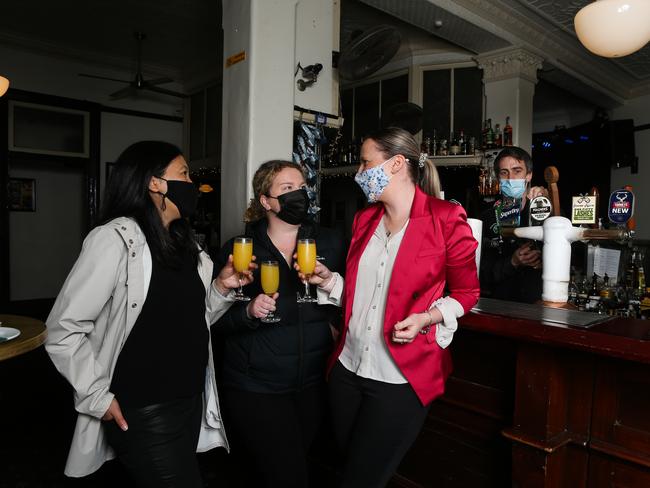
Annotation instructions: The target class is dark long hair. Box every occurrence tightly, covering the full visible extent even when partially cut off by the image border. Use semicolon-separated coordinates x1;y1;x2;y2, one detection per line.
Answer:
100;141;198;267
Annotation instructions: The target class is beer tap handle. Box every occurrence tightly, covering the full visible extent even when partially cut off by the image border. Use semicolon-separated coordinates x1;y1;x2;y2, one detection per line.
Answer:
544;166;561;216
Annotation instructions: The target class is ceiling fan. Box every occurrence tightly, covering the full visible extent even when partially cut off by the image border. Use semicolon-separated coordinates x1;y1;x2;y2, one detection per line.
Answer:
79;32;186;100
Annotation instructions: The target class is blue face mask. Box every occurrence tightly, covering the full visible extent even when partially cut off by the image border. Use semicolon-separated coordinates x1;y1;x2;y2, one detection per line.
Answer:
354;156;394;203
500;178;527;199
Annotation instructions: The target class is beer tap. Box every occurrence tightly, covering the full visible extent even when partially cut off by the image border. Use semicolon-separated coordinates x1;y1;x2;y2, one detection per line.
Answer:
501;166;632;305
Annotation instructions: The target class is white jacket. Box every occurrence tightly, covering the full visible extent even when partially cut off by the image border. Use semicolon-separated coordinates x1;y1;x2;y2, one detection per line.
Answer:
46;217;232;477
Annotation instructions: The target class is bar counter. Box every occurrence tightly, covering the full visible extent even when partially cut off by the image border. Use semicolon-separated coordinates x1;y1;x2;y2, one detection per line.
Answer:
391;299;650;488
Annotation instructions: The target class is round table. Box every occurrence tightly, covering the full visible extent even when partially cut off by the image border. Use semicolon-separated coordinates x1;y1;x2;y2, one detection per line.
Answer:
0;314;47;361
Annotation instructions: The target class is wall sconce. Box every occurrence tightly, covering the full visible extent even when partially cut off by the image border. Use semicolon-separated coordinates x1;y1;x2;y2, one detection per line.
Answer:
295;63;323;91
0;76;9;97
574;0;650;57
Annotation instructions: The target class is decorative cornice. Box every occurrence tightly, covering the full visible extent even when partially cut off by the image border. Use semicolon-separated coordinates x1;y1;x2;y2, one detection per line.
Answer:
476;47;543;83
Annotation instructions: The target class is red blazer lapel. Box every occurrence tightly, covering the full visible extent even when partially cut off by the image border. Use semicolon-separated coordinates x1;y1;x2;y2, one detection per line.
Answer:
344;204;384;326
384;187;431;336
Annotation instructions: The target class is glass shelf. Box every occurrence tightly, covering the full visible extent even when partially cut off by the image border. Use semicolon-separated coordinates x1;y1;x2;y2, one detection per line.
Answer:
430;154;483;167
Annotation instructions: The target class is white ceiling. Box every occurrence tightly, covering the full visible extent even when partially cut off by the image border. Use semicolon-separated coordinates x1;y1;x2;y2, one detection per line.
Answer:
1;0;648;105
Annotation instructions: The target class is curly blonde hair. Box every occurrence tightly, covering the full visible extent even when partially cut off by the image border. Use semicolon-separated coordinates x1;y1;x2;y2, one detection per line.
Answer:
244;160;306;222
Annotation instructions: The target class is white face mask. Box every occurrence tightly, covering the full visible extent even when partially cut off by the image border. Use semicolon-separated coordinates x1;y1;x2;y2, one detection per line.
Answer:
354;156;394;203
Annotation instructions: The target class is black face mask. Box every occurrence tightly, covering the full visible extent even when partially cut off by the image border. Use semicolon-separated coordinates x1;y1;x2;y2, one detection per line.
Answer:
266;188;310;225
157;178;199;218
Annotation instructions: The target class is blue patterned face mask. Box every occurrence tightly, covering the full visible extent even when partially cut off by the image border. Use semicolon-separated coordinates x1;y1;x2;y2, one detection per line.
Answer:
354;156;394;203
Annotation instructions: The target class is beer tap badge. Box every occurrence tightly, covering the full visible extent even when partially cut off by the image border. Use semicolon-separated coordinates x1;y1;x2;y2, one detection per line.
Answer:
572;194;596;224
530;196;552;224
608;189;634;224
495;197;521;227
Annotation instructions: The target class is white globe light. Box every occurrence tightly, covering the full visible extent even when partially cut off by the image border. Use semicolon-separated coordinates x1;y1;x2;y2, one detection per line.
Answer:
574;0;650;57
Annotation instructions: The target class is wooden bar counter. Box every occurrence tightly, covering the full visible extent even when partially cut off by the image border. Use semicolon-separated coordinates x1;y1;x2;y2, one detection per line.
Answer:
391;299;650;488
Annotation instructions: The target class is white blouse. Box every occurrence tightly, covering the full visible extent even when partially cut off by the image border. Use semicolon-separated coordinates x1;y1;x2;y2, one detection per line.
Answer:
339;218;410;383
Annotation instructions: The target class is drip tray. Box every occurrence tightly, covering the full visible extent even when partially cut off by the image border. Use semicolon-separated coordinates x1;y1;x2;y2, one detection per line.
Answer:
472;298;612;328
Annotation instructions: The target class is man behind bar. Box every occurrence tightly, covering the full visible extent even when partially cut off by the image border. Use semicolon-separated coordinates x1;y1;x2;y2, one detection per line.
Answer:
480;146;547;303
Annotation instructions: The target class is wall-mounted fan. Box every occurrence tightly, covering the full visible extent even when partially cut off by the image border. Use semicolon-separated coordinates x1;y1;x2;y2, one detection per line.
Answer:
79;32;185;100
338;25;401;81
382;102;423;135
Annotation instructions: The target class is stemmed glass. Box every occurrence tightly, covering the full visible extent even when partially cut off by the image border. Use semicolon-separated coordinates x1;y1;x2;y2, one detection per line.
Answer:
232;237;253;301
296;238;318;303
260;261;281;323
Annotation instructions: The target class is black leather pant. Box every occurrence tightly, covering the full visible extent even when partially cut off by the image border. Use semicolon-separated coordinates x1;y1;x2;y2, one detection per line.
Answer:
104;394;203;488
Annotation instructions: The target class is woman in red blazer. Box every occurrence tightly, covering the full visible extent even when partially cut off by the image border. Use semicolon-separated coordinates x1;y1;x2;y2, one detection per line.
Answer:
327;127;480;488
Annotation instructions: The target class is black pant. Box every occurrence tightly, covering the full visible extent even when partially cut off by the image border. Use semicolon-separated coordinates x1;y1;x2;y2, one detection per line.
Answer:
220;384;326;488
104;394;203;488
328;361;431;488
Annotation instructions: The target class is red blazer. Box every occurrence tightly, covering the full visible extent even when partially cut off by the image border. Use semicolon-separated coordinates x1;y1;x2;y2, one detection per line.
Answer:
328;186;480;405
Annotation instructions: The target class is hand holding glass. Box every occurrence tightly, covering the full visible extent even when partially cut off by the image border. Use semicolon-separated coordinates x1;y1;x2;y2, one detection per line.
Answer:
260;261;281;323
297;238;317;303
233;237;253;301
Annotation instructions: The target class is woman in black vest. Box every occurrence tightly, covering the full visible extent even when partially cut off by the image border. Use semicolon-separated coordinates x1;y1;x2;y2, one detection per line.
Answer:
215;160;346;488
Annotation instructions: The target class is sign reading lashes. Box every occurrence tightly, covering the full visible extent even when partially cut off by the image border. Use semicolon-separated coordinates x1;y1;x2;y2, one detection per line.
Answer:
572;194;597;224
608;189;634;224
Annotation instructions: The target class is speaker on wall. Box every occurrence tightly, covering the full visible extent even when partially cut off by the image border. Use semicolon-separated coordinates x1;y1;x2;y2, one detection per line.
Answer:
607;119;636;170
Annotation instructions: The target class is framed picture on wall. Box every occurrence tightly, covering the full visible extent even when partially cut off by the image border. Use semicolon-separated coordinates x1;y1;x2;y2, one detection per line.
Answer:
8;178;36;212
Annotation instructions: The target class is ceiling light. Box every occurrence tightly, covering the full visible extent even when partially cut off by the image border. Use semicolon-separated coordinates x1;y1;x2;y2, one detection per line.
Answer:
574;0;650;57
0;76;9;97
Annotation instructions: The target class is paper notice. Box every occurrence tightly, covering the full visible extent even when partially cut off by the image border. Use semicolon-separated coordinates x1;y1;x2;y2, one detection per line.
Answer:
593;246;621;283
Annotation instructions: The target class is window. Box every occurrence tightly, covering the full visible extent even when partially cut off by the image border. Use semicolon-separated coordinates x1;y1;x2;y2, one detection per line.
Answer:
9;101;89;158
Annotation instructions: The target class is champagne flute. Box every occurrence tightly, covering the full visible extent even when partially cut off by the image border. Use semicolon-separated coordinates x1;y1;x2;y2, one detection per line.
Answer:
296;238;317;303
260;261;281;323
232;237;253;301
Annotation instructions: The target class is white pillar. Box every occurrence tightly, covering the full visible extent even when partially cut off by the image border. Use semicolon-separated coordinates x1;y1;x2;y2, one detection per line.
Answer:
221;0;298;243
476;48;543;154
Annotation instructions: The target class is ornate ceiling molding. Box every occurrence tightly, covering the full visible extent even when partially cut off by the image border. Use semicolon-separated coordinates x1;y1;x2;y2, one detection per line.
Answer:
476;47;544;83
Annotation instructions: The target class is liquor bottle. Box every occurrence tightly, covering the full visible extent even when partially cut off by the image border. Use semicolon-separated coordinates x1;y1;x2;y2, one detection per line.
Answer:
486;119;494;149
640;287;650;320
481;120;489;150
504;116;513;146
568;273;578;305
421;135;431;155
494;124;503;147
636;249;646;295
439;139;448;156
458;129;466;155
431;129;438;156
587;273;601;312
449;131;460;155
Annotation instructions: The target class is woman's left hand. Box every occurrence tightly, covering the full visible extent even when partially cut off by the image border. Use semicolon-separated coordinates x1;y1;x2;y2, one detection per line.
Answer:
214;254;257;295
392;313;428;344
293;255;334;288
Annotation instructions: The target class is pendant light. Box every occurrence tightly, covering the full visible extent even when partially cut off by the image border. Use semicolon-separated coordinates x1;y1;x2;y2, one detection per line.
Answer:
0;76;9;97
574;0;650;57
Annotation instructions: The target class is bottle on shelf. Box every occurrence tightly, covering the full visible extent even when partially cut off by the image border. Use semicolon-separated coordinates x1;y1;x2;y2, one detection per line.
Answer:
421;135;431;155
504;116;513;146
439;139;448;156
587;273;601;312
469;136;476;155
568;272;578;305
494;124;503;148
486;119;494;149
458;129;466;155
449;131;460;155
431;129;438;156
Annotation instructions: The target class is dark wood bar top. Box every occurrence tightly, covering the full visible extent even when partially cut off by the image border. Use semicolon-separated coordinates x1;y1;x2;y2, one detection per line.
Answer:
460;303;650;365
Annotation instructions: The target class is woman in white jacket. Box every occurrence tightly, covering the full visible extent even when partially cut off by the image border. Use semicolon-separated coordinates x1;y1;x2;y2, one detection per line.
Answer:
46;141;254;487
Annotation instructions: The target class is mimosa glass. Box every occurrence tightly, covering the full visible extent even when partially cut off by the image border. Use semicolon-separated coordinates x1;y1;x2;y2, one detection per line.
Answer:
232;237;253;301
297;238;317;303
260;261;281;323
